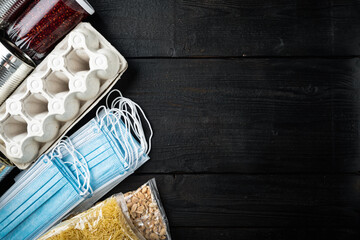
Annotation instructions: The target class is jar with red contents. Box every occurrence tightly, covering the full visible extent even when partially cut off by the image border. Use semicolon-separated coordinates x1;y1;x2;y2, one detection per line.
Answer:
0;0;33;28
7;0;94;61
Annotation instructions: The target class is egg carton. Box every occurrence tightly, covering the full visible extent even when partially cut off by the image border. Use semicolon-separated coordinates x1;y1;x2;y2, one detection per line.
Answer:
0;22;128;169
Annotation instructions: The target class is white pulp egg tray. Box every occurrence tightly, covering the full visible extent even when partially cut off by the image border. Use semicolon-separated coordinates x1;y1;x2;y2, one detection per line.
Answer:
0;23;127;169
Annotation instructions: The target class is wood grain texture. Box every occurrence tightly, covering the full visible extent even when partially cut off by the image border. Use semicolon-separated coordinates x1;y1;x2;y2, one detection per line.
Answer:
87;0;360;57
76;58;360;173
2;1;360;239
171;227;360;240
87;0;175;57
103;174;360;228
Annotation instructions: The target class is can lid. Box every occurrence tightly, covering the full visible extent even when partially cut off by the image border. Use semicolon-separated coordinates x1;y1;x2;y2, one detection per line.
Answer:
75;0;95;15
0;38;35;68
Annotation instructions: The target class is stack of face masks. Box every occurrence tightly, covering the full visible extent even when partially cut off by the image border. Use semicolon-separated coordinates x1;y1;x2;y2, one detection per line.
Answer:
0;91;153;240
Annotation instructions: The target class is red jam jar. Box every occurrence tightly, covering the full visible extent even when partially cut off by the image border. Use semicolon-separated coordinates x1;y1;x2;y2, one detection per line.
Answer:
0;0;33;28
7;0;94;60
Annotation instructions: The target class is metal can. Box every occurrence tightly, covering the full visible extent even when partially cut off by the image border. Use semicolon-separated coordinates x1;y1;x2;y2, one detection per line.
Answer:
0;38;35;105
0;151;12;166
0;0;31;28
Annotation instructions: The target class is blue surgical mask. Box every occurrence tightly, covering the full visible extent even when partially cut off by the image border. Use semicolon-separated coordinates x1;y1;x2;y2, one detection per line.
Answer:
0;93;153;240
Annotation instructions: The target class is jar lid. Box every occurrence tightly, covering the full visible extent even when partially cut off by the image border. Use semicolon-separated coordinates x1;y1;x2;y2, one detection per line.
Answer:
75;0;95;15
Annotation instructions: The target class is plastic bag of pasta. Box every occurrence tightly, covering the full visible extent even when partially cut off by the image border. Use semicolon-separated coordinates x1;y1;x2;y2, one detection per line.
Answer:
123;179;171;240
38;194;145;240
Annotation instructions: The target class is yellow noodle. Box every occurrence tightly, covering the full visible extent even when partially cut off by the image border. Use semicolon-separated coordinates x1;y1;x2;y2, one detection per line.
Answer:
39;197;141;240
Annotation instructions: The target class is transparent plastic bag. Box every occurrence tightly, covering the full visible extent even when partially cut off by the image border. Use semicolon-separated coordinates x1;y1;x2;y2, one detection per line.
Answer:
39;194;145;240
123;179;171;240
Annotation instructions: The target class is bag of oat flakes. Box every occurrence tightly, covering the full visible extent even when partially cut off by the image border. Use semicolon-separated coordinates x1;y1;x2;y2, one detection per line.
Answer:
123;179;171;240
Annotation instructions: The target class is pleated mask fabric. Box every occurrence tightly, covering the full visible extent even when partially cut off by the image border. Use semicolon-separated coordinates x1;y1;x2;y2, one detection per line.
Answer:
0;91;153;240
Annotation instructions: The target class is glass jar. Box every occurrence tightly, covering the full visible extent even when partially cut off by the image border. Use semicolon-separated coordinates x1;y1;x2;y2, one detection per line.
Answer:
7;0;94;60
0;0;32;28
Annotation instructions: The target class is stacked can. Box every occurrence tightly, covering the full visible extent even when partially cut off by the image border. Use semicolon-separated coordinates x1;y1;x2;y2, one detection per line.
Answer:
0;38;35;105
0;0;35;108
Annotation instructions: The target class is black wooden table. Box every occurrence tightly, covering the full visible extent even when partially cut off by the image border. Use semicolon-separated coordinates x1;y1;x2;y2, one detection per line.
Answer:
2;0;360;239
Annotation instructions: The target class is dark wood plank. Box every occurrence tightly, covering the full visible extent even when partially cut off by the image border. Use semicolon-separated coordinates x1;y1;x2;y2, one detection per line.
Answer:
103;174;360;228
87;0;360;57
87;0;175;57
171;227;360;240
174;0;360;57
78;58;360;173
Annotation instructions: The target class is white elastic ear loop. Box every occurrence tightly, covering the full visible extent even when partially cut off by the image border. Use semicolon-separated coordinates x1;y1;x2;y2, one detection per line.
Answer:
97;89;124;124
118;97;153;155
128;98;152;153
57;142;90;196
50;138;92;196
112;107;142;168
98;109;137;169
95;105;108;128
62;139;92;196
58;138;88;190
114;105;150;169
105;89;123;109
114;97;153;167
111;95;125;109
114;111;138;168
99;112;136;170
96;90;153;169
97;91;134;166
116;102;145;154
